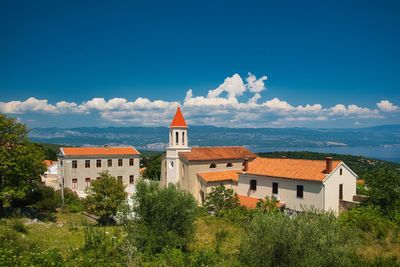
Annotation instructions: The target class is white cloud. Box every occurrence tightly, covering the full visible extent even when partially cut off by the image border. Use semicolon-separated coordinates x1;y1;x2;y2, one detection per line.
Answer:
246;72;267;93
377;100;399;112
207;73;246;99
0;73;397;127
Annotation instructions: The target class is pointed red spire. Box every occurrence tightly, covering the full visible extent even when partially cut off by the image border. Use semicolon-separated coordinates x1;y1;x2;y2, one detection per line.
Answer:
170;107;187;128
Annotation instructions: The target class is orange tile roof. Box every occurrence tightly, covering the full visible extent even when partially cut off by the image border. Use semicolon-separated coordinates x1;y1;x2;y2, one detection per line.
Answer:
61;147;140;156
140;167;146;173
197;170;239;182
170;107;187;127
246;157;342;182
180;146;257;161
44;160;57;167
238;195;285;209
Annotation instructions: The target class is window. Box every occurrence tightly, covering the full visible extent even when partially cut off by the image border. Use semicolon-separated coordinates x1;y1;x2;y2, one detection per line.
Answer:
250;179;257;190
117;176;123;183
226;162;233;168
340;168;343;175
129;175;134;184
85;160;90;168
72;160;77;169
182;132;185;144
297;185;304;198
72;178;78;189
209;163;216;168
272;182;279;194
85;178;91;188
96;159;101;168
176;132;179;145
129;158;134;166
339;184;343;200
108;159;112;167
170;161;174;168
118;159;123;166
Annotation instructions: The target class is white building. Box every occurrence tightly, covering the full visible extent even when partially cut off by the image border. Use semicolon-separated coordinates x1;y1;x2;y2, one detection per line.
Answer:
161;107;358;215
58;146;140;197
41;160;60;190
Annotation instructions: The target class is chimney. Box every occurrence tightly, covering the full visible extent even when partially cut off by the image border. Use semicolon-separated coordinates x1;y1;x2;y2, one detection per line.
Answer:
325;157;333;174
243;158;249;173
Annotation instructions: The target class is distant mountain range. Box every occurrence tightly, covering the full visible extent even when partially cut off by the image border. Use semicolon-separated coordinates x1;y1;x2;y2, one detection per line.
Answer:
29;124;400;151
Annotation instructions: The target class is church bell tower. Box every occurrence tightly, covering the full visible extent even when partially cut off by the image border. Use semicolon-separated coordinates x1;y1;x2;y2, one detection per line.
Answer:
166;107;190;185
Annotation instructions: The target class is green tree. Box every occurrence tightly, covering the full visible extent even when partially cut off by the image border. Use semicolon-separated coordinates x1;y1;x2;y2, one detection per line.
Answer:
240;211;358;267
142;155;161;180
364;167;400;220
126;180;198;254
85;171;127;225
256;196;279;213
0;114;46;214
204;185;239;215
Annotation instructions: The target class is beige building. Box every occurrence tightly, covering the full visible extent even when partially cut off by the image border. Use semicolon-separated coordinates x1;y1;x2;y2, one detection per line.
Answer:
58;146;140;197
161;107;358;215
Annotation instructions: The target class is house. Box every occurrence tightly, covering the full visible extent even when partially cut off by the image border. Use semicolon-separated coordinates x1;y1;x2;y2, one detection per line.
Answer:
41;160;60;190
58;146;140;197
160;107;358;215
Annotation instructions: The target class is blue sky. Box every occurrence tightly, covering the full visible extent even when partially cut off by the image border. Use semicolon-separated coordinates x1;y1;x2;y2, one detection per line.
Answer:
0;0;399;128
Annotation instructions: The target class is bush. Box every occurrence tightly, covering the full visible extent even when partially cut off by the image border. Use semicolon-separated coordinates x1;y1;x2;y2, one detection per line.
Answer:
126;180;198;254
9;218;28;234
240;211;358;267
58;188;84;213
204;186;239;215
35;185;59;212
85;171;127;225
339;205;395;239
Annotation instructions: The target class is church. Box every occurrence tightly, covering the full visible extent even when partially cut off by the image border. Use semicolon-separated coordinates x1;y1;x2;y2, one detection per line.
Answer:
160;107;358;215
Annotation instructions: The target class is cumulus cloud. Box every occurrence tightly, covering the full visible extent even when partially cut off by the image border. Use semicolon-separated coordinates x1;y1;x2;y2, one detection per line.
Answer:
0;73;397;127
377;100;399;112
246;72;267;93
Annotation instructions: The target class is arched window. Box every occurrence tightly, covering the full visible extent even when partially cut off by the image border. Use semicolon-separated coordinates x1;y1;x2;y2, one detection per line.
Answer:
209;163;216;168
182;132;185;145
175;132;179;145
340;168;343;175
226;162;233;167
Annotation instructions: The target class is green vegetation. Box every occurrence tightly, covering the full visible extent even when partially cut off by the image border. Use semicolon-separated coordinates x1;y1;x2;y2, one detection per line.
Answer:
0;114;46;214
240;211;359;267
141;154;162;180
85;171;127;225
1;114;400;266
126;180;198;254
204;185;239;215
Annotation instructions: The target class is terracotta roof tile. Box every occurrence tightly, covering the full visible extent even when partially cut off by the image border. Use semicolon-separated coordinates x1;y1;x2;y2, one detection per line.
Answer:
197;170;240;182
170;107;187;127
61;147;140;156
180;146;257;161
238;195;285;209
44;160;57;167
246;157;342;182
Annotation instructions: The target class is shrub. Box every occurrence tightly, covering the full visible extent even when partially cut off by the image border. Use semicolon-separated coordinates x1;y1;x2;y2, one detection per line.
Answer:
58;188;84;213
35;185;59;212
339;205;395;239
256;196;279;213
204;185;239;215
240;211;358;267
9;218;28;234
126;180;198;254
85;171;127;225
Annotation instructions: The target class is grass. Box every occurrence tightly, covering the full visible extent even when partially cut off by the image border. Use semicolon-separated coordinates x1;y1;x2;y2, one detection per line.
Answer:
1;211;399;265
192;215;243;258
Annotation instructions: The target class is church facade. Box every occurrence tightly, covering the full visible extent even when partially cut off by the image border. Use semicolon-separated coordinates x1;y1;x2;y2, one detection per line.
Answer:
160;107;358;215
